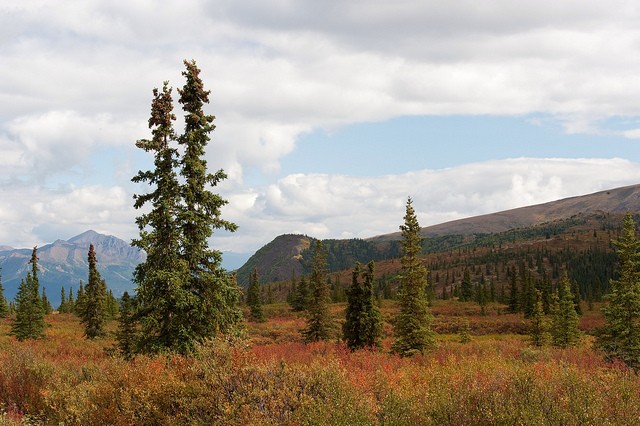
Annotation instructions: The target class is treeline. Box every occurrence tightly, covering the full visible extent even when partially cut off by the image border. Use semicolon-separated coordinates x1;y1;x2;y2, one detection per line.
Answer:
287;199;430;356
300;238;401;274
0;245;119;340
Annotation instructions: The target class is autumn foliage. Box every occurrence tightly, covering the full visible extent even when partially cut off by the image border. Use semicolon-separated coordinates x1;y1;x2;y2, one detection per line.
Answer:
0;301;637;425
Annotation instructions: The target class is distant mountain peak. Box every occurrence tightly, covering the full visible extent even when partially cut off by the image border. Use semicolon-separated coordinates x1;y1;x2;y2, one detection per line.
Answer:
67;230;104;244
0;230;144;306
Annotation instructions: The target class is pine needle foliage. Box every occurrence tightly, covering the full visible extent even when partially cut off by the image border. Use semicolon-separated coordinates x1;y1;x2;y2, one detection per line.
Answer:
79;244;108;339
75;282;85;316
116;291;137;360
58;286;68;314
247;268;265;322
597;213;640;369
550;273;581;348
131;80;191;353
11;247;46;340
303;241;333;343
131;60;243;355
530;290;551;347
176;59;243;345
343;261;383;350
391;198;436;356
291;276;311;312
460;268;473;302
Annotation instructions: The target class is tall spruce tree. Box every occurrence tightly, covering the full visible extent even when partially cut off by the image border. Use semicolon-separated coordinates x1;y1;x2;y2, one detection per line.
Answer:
58;286;67;313
460;268;473;301
75;282;85;316
343;261;382;350
597;213;640;369
391;198;436;356
292;276;311;312
303;240;332;342
11;247;46;340
41;287;52;314
116;291;137;360
530;289;551;347
550;272;581;348
176;59;242;345
68;287;75;313
247;268;265;322
80;244;108;339
131;60;242;354
107;289;119;318
132;81;191;353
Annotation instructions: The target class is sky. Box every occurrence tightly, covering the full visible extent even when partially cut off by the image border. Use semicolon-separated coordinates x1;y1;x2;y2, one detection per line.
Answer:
3;1;640;268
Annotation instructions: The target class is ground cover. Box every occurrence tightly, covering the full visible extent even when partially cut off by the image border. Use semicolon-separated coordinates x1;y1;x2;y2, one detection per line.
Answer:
0;301;636;425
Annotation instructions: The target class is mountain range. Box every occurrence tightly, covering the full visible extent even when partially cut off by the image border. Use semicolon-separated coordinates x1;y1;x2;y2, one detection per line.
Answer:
0;230;144;306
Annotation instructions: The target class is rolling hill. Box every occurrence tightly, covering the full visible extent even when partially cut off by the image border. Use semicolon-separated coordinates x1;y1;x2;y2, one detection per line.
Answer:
238;184;640;286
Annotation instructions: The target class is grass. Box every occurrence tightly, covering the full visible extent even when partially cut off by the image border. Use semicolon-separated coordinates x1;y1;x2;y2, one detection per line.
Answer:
0;301;637;425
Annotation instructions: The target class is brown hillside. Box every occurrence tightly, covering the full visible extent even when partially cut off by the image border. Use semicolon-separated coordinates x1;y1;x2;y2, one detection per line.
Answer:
368;183;640;240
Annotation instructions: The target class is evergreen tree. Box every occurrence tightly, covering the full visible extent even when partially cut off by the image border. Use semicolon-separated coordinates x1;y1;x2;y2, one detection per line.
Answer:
41;287;52;314
11;247;46;340
460;268;473;301
508;266;519;313
343;261;383;350
550;273;581;348
391;198;436;356
458;317;472;344
597;213;640;369
116;291;137;360
331;275;346;303
292;276;311;312
247;268;265;322
58;286;67;313
133;60;243;354
80;244;108;339
530;290;551;347
570;279;583;316
0;270;8;318
521;271;536;319
177;59;243;348
75;281;85;316
303;241;332;342
68;287;75;313
266;285;275;304
107;289;119;318
132;80;193;353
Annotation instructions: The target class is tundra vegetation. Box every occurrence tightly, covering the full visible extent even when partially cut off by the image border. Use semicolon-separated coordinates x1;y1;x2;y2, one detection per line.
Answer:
1;62;640;424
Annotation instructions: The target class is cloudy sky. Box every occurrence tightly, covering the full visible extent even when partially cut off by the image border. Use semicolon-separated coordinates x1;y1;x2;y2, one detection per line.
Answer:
3;1;640;267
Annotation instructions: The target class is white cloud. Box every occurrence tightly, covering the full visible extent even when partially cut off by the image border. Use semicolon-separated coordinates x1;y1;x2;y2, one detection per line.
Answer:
2;1;640;257
0;183;136;248
3;0;640;184
1;157;638;254
214;157;640;252
0;111;144;180
623;128;640;139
